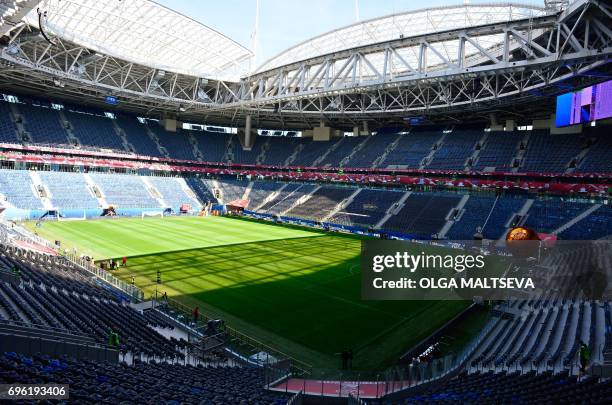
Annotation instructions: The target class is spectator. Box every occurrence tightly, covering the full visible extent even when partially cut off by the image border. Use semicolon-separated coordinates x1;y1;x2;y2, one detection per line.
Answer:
192;306;200;325
579;341;590;373
108;327;120;348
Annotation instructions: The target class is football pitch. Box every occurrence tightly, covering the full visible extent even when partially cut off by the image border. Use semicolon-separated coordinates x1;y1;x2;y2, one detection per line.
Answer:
27;216;471;370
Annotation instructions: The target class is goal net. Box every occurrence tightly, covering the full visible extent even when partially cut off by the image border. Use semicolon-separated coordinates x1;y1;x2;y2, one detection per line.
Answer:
141;211;164;219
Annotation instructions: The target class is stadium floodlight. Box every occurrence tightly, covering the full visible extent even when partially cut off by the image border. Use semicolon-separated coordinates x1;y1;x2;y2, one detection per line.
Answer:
6;43;20;55
70;63;86;76
52;78;65;88
197;88;211;102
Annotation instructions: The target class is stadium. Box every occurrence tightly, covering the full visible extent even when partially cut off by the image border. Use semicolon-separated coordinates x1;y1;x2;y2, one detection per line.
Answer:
0;0;610;403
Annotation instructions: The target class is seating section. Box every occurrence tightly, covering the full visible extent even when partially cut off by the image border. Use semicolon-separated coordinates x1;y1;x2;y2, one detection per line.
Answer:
2;97;610;177
0;101;19;143
291;138;343;166
259;137;299;166
384;193;461;238
194;132;231;163
19;104;70;146
520;132;584;173
0;352;290;405
319;137;362;167
559;205;612;240
146;176;201;210
65;111;125;150
468;298;607;372
379;370;610;404
38;171;99;209
345;134;395;168
232;137;266;164
214;179;249;203
446;195;525;240
0;169;43;209
285;186;355;222
116;116;163;157
183;177;217;204
381;131;439;168
246;181;285;209
330;189;403;227
577;132;612;173
0;252;185;359
472;131;521;171
257;183;311;214
427;130;481;170
149;124;195;161
88;173;159;208
523;200;592;234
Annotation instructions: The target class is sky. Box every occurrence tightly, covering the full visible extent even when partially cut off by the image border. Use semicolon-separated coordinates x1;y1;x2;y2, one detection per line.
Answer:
156;0;545;68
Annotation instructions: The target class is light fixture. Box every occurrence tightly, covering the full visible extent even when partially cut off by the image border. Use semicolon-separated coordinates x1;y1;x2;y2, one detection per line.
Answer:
178;104;186;112
6;43;20;55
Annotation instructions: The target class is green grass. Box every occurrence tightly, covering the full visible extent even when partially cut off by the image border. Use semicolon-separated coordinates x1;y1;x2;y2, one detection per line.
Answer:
25;216;471;370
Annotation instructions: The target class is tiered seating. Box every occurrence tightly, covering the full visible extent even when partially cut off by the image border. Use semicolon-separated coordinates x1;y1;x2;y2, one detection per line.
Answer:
0;169;43;209
521;132;584;173
524;200;592;233
384;193;461;238
467;295;607;374
214;179;248;203
319;136;362;167
116;116;163;157
291;138;343;166
183;177;217;204
259;136;299;166
285;186;355;222
381;131;439;168
38;171;99;209
427;130;481;170
559;205;612;240
65;111;125;150
0;352;290;404
577;132;612;173
258;183;308;214
18;104;70;146
89;173;159;208
472;131;521;171
146;176;201;210
329;189;403;227
232;137;265;164
194;131;231;163
0;252;184;358
379;370;610;404
345;134;396;168
246;181;284;209
446;195;525;240
149;125;195;161
0;101;19;143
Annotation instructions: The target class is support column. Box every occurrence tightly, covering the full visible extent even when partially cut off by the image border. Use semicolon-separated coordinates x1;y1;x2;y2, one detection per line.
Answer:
245;115;252;148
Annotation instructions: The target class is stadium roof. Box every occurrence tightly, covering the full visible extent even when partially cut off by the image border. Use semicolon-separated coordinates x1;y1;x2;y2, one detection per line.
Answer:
24;0;253;80
256;3;549;73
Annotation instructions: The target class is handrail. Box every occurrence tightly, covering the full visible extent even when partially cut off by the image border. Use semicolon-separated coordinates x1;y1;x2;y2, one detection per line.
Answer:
1;223;145;302
155;296;312;373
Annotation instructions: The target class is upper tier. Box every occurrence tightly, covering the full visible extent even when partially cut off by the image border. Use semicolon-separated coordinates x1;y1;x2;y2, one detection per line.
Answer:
1;98;610;175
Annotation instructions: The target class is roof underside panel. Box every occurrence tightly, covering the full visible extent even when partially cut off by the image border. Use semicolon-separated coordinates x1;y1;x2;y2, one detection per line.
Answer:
27;0;253;80
257;3;549;73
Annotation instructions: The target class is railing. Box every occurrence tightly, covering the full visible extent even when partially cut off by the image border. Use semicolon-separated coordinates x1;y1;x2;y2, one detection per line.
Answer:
265;316;499;399
287;390;303;405
153;295;311;374
63;251;144;301
2;222;144;301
